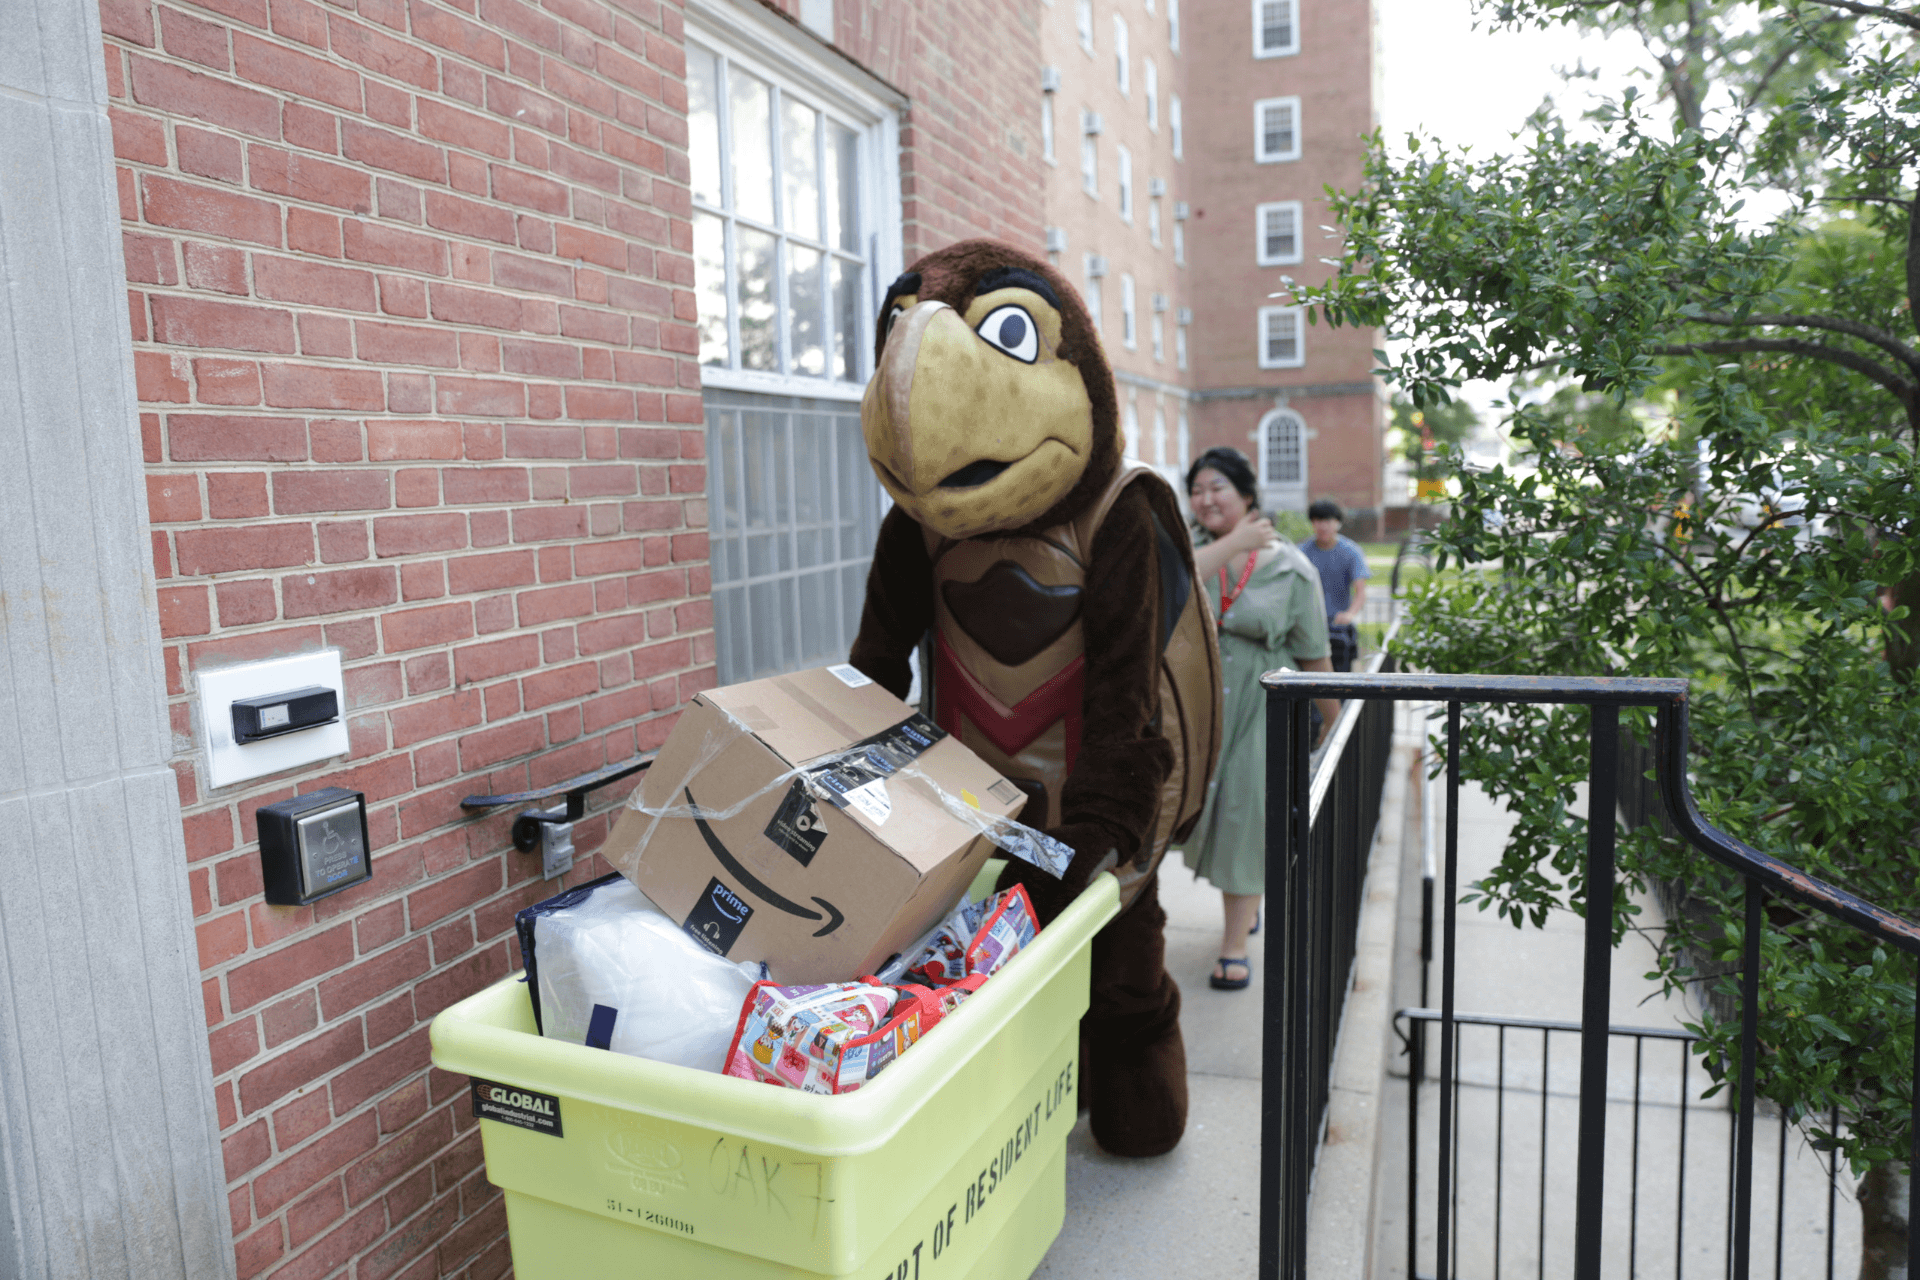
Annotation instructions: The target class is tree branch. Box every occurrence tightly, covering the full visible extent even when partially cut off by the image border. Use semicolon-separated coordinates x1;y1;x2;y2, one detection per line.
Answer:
1647;338;1920;408
1785;0;1920;31
1687;311;1920;375
1908;184;1919;346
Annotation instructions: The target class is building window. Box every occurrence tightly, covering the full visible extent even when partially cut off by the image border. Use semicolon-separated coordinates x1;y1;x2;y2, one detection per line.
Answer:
1084;255;1104;330
1258;305;1305;368
1114;16;1129;92
1259;407;1308;507
1254;0;1298;57
1153;403;1168;466
1123;395;1141;458
1117;146;1133;222
1144;57;1158;130
1077;0;1094;52
1257;201;1303;265
1170;94;1183;160
1173;219;1185;264
690;30;900;685
1176;320;1188;370
1042;95;1056;164
1256;96;1300;163
1151;312;1164;361
1121;273;1137;349
1169;0;1180;53
1148;198;1162;247
1081;114;1099;196
1177;407;1190;468
689;41;880;386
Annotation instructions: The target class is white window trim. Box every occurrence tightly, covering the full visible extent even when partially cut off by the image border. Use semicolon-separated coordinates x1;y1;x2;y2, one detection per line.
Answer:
1253;0;1300;58
1113;15;1130;94
1144;57;1158;131
1259;407;1309;497
1258;304;1306;369
1148;198;1161;247
1256;200;1304;266
1117;145;1133;223
687;2;905;400
1121;273;1137;349
1255;95;1301;164
1169;0;1181;53
1170;93;1183;160
1041;94;1056;165
1081;117;1099;197
1077;0;1094;53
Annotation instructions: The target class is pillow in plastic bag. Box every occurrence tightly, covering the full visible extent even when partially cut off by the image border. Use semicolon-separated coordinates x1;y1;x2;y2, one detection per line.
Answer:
516;873;762;1072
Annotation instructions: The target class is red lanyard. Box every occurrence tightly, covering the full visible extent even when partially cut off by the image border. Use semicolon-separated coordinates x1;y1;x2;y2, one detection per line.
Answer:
1218;550;1258;616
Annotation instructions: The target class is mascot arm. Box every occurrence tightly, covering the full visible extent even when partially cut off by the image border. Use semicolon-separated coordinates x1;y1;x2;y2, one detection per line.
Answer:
847;505;935;701
1047;484;1176;897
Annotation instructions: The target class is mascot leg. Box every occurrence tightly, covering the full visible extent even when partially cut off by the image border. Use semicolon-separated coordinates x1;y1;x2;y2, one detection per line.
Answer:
1081;872;1188;1158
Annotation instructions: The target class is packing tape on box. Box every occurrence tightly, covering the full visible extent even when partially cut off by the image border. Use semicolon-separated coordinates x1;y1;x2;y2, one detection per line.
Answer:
623;704;1074;880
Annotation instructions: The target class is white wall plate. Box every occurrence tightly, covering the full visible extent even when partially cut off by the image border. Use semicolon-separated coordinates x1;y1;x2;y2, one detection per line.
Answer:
198;651;350;790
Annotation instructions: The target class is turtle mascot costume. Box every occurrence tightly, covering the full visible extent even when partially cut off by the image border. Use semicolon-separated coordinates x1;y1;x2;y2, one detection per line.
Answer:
847;239;1222;1158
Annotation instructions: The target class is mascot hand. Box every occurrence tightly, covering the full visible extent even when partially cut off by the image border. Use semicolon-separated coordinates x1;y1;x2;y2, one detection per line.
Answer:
994;822;1126;925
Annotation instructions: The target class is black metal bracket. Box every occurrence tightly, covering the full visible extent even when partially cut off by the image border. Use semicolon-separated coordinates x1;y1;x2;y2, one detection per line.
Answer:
460;755;655;853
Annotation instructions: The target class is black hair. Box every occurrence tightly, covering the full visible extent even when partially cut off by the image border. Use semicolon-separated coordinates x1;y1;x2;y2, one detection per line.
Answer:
1307;498;1345;523
1185;447;1259;504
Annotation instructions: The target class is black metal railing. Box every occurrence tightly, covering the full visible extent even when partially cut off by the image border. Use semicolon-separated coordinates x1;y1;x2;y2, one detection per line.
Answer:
1396;1009;1850;1280
1258;672;1920;1280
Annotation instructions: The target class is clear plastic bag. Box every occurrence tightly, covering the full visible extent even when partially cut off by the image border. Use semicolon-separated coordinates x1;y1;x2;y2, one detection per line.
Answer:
521;874;762;1072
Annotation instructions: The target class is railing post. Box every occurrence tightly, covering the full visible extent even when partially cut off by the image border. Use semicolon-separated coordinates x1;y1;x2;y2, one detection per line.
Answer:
1733;876;1763;1280
1573;702;1620;1280
1436;701;1461;1279
1260;691;1311;1278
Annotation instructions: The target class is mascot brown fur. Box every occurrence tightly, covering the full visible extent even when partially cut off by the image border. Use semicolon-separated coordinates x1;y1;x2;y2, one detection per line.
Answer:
847;239;1217;1158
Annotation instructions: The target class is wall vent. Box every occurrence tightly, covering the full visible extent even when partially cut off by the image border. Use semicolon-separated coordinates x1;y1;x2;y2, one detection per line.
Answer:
1173;201;1190;220
1045;227;1069;253
1177;307;1193;325
1041;66;1061;93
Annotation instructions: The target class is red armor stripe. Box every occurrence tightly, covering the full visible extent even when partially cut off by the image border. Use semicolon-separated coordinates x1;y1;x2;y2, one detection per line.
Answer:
932;631;1084;766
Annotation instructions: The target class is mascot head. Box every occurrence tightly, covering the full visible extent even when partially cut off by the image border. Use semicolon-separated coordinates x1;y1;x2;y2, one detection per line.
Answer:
860;240;1121;540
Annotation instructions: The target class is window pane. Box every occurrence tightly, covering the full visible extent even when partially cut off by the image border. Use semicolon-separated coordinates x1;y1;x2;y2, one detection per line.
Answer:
830;257;861;382
789;244;825;377
689;45;722;207
736;226;778;371
826;124;860;251
781;97;820;241
1263;102;1295;156
694;212;729;366
730;69;774;224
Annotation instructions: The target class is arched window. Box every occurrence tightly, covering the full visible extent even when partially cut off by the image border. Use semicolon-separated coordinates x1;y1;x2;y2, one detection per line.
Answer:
1259;407;1308;511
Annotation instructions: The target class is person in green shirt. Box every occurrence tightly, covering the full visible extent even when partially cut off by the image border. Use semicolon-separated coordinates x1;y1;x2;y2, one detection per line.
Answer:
1181;448;1338;991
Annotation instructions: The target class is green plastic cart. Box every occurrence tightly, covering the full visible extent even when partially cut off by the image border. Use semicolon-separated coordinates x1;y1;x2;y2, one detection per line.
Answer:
429;871;1119;1278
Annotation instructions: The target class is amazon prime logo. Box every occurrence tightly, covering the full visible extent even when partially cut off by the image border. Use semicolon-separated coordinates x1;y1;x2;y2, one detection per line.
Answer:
683;878;753;956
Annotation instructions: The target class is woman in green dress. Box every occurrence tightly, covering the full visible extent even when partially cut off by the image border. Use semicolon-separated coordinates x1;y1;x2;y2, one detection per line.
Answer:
1181;448;1339;990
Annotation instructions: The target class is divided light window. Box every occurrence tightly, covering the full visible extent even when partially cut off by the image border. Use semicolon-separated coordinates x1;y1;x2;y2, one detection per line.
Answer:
1081;113;1099;196
1255;0;1298;57
1258;305;1305;368
689;43;868;384
1257;201;1303;265
1255;96;1300;163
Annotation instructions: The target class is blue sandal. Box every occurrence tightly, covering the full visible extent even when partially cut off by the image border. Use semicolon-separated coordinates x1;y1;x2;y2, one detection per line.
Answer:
1209;957;1252;991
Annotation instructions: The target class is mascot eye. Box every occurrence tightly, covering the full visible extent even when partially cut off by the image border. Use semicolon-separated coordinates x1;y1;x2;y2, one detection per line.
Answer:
974;305;1039;363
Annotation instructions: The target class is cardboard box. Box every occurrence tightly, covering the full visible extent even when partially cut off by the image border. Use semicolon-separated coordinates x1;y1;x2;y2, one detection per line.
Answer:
602;664;1027;983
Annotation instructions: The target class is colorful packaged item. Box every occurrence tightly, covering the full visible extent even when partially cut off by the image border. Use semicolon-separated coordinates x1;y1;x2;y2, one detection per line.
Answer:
723;981;925;1095
879;885;1040;987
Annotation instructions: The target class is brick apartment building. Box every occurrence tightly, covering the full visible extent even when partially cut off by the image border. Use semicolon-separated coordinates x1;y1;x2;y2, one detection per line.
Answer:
0;2;1372;1278
1043;0;1385;528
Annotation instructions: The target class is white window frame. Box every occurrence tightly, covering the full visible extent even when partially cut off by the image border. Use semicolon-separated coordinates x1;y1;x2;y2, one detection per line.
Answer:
1256;200;1304;266
1113;15;1129;93
1084;257;1104;331
1151;312;1164;361
1255;95;1301;163
1176;320;1188;370
1173;219;1185;265
1117;145;1133;223
1081;115;1099;196
1259;407;1309;507
1148;197;1161;247
1041;94;1056;165
1144;57;1158;130
1170;93;1183;160
1123;395;1140;458
1077;0;1094;53
686;11;904;402
1258;304;1305;368
1121;273;1137;349
1253;0;1299;57
1169;0;1180;53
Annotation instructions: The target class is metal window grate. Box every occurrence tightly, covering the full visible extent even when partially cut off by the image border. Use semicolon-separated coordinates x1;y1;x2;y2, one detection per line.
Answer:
705;389;883;685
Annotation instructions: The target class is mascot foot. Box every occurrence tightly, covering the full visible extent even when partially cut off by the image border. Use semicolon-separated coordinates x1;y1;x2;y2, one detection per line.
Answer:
1085;1020;1189;1158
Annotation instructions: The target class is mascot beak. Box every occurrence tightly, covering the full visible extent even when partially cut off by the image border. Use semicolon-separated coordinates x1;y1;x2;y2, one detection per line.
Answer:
861;299;965;499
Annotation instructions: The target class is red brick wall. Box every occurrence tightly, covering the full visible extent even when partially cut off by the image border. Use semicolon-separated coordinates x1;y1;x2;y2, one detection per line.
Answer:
102;0;705;1271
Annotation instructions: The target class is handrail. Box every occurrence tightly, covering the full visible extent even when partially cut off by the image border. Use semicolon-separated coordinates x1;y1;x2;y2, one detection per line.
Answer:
1305;620;1399;819
1395;1006;1699;1042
